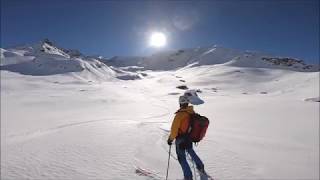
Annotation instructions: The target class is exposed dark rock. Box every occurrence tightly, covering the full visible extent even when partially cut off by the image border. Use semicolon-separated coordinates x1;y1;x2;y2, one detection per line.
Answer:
168;92;180;95
211;88;218;92
42;38;53;46
116;74;141;80
176;85;188;90
304;97;320;102
261;57;314;71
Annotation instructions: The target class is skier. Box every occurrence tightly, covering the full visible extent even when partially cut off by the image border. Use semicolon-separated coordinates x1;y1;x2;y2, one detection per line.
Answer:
167;93;206;180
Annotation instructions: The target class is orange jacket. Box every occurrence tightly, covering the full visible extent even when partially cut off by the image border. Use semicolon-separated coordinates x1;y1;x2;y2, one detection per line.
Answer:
168;106;194;141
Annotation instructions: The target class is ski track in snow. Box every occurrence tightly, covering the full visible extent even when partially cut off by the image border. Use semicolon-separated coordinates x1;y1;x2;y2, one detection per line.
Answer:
159;132;260;179
4;80;173;145
6;105;171;145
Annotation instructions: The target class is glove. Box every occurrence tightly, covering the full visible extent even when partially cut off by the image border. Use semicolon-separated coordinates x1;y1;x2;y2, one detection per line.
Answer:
167;138;173;146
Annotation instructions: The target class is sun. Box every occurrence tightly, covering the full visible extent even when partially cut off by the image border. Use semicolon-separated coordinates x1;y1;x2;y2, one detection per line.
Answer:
149;32;167;47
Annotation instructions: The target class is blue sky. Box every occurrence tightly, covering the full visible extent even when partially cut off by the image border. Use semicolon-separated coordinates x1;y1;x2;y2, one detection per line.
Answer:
1;0;319;64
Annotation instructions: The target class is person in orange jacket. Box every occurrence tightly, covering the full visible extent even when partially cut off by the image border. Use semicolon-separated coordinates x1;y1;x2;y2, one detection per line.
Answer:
167;95;205;180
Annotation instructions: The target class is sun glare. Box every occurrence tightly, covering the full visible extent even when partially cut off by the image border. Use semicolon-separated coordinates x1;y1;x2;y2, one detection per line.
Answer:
149;32;167;47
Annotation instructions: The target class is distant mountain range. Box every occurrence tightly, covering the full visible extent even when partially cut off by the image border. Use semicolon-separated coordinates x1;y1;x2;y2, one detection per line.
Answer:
1;39;319;77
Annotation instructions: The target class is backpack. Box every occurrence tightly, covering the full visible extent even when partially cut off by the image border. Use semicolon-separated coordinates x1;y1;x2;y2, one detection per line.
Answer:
187;113;209;143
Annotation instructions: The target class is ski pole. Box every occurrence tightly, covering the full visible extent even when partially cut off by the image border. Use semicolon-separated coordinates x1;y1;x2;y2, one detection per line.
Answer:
165;145;172;180
191;155;197;180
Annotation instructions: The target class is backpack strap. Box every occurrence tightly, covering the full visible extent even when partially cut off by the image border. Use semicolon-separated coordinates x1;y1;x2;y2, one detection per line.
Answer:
186;112;195;134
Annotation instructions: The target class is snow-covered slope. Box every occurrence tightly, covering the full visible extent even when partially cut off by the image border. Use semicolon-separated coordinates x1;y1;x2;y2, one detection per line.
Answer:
104;46;319;72
1;66;319;180
1;40;319;180
0;40;145;82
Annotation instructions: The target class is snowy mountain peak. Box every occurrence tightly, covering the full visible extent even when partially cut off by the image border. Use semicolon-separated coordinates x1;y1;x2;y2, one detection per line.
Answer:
8;39;83;59
0;40;146;81
34;39;81;58
38;40;70;58
41;38;54;46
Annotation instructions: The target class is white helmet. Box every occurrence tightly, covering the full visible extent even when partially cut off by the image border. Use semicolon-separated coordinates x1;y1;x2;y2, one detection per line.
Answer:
179;95;189;104
184;90;204;105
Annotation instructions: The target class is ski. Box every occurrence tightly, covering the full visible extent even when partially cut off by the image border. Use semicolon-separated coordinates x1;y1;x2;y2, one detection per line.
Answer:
135;166;163;180
135;166;214;180
198;170;214;180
